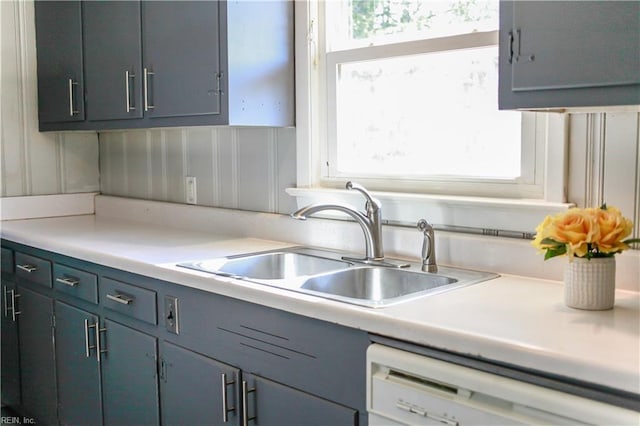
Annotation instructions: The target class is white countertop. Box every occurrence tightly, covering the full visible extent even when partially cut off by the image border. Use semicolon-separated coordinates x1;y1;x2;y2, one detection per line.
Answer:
1;213;639;396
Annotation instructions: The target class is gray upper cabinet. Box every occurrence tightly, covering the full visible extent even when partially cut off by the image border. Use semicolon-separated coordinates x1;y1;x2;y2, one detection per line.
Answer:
499;1;640;109
83;1;143;121
142;1;221;119
34;0;85;124
34;0;294;131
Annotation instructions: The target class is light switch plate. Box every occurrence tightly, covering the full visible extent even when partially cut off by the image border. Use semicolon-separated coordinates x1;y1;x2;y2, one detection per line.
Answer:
164;295;179;334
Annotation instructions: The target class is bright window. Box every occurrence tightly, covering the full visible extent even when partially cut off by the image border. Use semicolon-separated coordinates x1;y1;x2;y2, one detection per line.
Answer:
320;0;547;198
292;1;568;232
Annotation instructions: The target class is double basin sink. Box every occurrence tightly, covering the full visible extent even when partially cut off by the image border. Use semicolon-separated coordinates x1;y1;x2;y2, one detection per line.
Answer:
178;247;498;308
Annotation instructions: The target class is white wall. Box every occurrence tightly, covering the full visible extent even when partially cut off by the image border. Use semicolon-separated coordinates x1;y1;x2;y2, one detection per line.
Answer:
0;0;99;198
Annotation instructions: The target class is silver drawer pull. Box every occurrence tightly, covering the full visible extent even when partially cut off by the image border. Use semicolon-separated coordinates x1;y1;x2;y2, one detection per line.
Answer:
106;293;133;305
17;264;37;273
56;277;79;287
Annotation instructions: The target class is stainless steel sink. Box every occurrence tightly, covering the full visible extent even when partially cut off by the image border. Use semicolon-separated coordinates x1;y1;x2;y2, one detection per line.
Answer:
178;247;498;308
300;267;457;304
179;250;352;280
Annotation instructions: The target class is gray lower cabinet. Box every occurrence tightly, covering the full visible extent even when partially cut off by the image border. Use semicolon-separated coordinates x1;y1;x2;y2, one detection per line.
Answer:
16;286;57;425
243;373;358;426
101;318;160;425
1;280;21;407
55;301;102;426
160;340;240;426
56;301;161;426
1;241;367;425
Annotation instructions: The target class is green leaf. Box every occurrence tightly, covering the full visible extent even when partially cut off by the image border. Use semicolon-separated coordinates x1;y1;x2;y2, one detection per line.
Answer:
540;238;563;247
544;245;566;260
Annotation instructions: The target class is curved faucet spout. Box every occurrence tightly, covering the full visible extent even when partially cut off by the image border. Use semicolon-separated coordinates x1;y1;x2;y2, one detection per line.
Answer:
291;203;383;261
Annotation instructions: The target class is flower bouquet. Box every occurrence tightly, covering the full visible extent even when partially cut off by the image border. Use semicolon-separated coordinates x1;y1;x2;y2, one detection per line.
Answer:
532;204;639;310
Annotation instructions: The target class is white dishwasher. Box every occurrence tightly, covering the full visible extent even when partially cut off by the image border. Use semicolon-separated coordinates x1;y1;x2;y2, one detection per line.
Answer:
367;344;639;425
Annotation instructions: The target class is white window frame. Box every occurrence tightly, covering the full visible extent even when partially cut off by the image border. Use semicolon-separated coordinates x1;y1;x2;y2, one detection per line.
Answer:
289;1;572;233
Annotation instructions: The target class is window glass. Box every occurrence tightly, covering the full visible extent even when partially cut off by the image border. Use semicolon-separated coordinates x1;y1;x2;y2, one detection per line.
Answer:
333;45;522;178
327;0;499;51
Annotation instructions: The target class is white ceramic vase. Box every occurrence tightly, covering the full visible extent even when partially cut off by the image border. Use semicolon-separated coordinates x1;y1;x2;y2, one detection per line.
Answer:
564;257;616;310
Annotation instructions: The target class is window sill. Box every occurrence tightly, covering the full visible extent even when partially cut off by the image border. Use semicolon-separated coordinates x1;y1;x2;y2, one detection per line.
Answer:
286;187;573;235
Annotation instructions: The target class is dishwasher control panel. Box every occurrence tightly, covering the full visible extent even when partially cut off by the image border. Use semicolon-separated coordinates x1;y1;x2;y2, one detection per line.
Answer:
366;344;639;426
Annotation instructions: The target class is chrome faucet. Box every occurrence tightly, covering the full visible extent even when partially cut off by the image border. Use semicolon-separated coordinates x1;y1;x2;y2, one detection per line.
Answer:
417;219;437;273
291;181;385;262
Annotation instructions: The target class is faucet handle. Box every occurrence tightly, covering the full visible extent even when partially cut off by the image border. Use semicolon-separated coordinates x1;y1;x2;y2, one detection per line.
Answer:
346;181;381;210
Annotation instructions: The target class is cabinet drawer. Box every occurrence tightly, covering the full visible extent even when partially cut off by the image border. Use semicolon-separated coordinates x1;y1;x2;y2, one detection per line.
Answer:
1;247;14;274
101;277;157;325
15;252;52;288
54;264;98;304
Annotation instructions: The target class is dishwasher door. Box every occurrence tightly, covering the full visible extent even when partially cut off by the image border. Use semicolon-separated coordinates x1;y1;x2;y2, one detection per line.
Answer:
367;344;639;426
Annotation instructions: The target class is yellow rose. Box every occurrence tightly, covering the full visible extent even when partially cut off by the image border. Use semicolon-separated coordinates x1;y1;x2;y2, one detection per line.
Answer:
547;209;597;257
532;215;555;251
592;206;633;254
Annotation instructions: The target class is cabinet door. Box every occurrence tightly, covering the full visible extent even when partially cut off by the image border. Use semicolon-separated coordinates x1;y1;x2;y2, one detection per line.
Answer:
499;1;640;109
54;301;102;426
17;287;57;425
161;340;240;426
34;0;85;124
243;374;358;426
101;318;160;425
83;1;143;121
1;281;21;407
510;1;639;91
142;1;221;118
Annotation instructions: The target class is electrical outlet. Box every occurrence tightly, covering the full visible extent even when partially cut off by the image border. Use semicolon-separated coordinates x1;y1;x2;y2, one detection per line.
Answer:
164;295;179;334
185;176;197;204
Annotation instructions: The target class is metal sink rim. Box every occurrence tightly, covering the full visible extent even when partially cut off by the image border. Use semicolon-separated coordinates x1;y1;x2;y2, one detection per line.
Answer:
177;246;499;308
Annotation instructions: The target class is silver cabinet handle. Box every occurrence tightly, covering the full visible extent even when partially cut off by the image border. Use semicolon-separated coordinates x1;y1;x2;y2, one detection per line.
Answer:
241;380;256;426
85;320;107;362
125;70;136;112
68;78;79;116
95;323;107;362
106;293;133;305
17;264;37;273
84;319;96;358
9;290;20;322
143;68;155;111
56;277;79;287
221;373;236;423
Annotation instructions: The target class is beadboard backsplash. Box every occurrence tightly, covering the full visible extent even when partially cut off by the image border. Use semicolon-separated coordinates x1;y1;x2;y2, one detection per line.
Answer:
99;127;297;215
